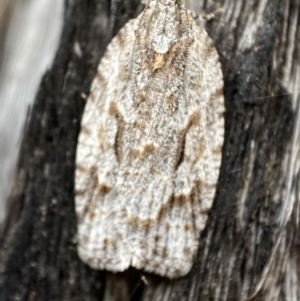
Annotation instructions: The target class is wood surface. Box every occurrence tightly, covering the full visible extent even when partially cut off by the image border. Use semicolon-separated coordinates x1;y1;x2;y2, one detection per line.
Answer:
0;0;299;300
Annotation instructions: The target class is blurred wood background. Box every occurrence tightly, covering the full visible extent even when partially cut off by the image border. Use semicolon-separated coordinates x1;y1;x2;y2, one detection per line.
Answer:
0;0;299;300
0;0;63;221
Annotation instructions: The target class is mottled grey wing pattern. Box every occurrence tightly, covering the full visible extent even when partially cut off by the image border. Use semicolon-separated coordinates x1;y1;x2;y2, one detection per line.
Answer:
75;6;224;278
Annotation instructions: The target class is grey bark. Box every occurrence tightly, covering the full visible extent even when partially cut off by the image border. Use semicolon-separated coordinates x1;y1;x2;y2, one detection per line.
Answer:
0;0;299;301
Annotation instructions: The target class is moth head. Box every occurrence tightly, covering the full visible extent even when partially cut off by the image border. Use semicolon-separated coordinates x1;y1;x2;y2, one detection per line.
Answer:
159;0;176;6
159;0;187;6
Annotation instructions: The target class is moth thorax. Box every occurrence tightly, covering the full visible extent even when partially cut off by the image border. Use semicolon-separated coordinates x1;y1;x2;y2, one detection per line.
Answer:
150;2;180;54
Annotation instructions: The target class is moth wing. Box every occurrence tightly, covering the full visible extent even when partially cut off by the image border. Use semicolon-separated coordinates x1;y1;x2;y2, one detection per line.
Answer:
171;22;225;265
75;18;138;272
184;24;225;214
139;22;225;278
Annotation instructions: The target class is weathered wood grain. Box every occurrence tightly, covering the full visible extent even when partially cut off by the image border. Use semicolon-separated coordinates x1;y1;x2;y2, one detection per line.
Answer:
0;0;299;300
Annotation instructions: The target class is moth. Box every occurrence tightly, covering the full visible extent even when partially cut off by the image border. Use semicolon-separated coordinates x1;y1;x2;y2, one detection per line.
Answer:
75;0;224;278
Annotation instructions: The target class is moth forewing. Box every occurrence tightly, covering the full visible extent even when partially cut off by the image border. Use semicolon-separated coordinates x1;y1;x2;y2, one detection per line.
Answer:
75;0;224;278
